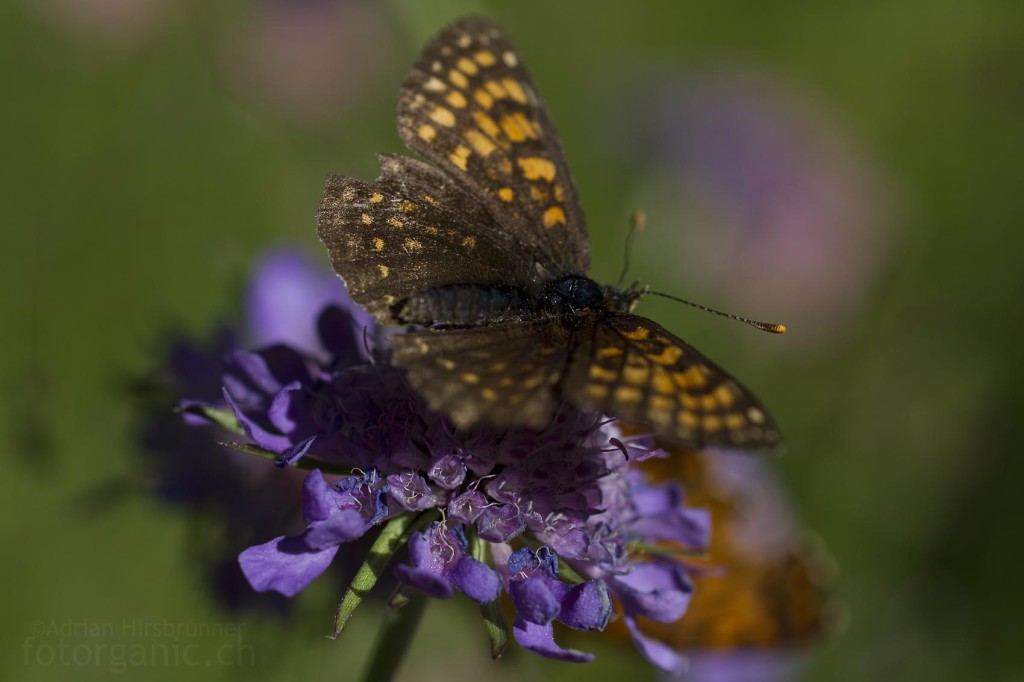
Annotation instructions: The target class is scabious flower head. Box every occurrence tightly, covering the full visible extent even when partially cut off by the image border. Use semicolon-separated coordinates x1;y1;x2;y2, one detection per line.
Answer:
183;251;712;675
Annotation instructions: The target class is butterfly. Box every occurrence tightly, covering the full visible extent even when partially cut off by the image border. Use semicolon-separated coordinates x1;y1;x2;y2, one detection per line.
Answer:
641;446;837;650
317;16;781;449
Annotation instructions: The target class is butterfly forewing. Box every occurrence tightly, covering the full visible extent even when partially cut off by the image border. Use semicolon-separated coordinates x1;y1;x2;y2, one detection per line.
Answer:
566;315;782;449
396;16;589;278
391;319;572;430
317;154;539;322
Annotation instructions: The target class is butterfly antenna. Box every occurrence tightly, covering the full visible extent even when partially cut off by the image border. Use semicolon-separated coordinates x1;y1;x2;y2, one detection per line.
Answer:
617;210;646;287
645;290;787;334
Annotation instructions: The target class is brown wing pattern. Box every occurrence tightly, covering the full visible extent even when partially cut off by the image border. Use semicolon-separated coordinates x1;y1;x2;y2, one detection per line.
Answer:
565;314;782;450
391;318;572;430
317;154;538;322
396;15;589;278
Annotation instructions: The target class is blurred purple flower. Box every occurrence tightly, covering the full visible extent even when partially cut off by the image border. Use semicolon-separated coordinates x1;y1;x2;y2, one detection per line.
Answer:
682;651;804;682
219;0;396;126
183;251;713;673
245;249;372;359
612;70;891;344
39;0;175;46
135;247;355;612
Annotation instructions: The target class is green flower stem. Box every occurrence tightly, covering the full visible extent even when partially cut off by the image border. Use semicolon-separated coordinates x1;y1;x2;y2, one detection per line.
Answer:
359;592;429;682
332;511;437;639
469;530;508;659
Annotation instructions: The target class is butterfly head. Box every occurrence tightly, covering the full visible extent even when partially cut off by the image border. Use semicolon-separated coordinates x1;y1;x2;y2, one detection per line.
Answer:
603;282;646;314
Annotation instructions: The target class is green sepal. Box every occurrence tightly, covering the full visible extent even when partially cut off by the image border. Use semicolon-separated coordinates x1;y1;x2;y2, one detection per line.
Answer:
216;441;350;475
626;540;706;559
331;510;438;639
479;598;509;661
556;559;588;586
178;404;244;434
217;440;279;462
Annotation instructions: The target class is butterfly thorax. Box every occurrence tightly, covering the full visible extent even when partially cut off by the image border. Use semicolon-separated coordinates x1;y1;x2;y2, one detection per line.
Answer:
537;275;636;318
536;275;604;315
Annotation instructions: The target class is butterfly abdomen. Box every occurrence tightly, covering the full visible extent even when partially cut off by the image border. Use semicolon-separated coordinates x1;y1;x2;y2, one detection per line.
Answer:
394;284;532;326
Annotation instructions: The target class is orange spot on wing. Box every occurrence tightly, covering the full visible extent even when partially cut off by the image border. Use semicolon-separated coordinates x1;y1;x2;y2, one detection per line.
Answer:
473;88;494;109
456;57;479;75
542;205;566;228
430;106;456;127
484;80;507;99
474;50;497;67
517;157;556;182
449;69;469;89
445;90;468;108
501;78;528;104
472;111;501;139
499;115;526;142
465;129;496;156
448;145;471;171
623;326;650;341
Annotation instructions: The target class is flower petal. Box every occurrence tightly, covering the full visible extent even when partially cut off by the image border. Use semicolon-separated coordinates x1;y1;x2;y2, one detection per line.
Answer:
222;387;291;453
394;564;455;599
267;380;304;434
477;504;525;543
613;561;693;623
303;509;369;550
428;454;467;489
245;250;347;356
302;469;335;522
386;472;437;512
624;614;687;676
512;617;594;663
451;557;501;604
631;506;712;548
316;305;369;367
238;535;339;597
448;490;487;524
558;580;612;631
509;577;560;625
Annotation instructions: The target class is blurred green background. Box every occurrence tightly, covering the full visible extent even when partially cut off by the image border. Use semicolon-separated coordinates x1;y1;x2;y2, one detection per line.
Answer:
5;0;1023;680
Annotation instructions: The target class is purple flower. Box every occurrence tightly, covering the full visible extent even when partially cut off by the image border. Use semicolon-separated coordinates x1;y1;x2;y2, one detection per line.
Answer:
182;250;715;673
239;469;375;596
503;546;612;662
393;524;501;603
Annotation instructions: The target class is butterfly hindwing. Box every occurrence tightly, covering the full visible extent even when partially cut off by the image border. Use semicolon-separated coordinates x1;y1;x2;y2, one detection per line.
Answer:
391;318;572;431
565;314;782;449
396;15;589;279
317;154;541;322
